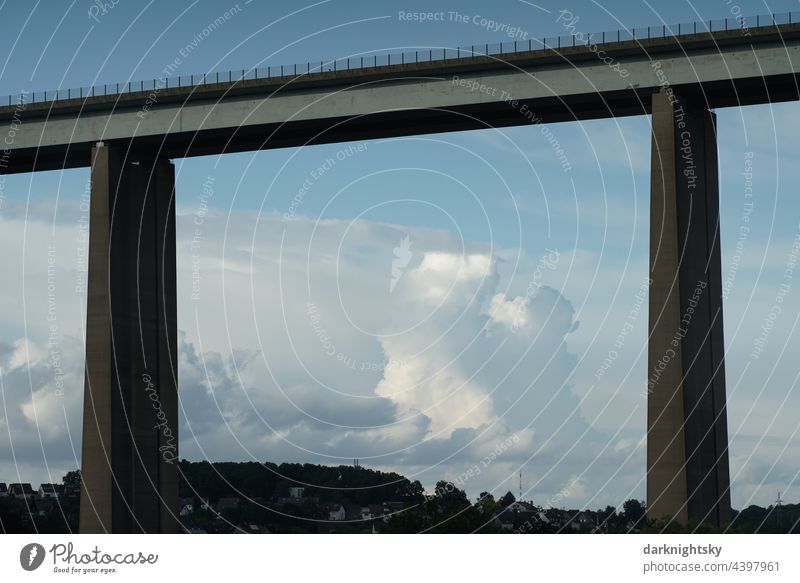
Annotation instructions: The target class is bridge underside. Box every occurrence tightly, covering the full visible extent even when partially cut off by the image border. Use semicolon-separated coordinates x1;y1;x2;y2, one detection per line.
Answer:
3;72;799;176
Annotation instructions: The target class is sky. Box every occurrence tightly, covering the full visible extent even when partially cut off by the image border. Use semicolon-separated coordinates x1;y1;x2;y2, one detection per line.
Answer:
1;0;799;512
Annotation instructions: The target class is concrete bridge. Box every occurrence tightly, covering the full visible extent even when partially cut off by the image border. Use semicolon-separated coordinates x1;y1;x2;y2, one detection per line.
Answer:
2;17;799;532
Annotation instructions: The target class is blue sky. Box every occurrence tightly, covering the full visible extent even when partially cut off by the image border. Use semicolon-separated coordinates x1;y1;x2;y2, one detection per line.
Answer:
1;0;800;512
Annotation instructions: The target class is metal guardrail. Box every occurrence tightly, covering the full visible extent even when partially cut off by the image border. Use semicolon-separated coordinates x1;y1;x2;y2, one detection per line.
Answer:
2;11;796;108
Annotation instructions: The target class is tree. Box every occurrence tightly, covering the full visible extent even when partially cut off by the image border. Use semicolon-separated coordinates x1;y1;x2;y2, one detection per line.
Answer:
499;491;516;508
384;481;493;533
62;470;80;487
598;505;616;524
622;499;646;527
433;481;470;508
399;479;425;502
0;497;29;533
476;492;496;512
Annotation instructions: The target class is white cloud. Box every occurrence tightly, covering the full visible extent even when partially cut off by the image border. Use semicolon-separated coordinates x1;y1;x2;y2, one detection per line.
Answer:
0;203;614;504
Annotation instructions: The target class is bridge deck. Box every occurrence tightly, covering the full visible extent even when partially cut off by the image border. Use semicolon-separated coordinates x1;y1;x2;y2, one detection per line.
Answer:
1;22;799;173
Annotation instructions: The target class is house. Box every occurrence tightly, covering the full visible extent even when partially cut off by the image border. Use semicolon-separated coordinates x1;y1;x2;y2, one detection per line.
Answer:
498;516;516;532
38;484;62;499
491;510;515;532
537;511;550;524
328;504;345;521
216;497;241;513
544;508;566;527
369;504;390;522
385;501;404;514
568;511;596;531
344;503;364;521
9;483;34;500
30;498;56;516
0;483;7;497
178;497;194;516
508;501;536;513
288;487;304;500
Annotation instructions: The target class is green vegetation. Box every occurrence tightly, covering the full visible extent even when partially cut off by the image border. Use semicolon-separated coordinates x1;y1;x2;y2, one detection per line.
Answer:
1;463;797;534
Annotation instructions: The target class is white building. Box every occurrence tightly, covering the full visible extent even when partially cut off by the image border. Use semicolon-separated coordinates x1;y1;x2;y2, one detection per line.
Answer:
38;484;61;499
329;505;345;521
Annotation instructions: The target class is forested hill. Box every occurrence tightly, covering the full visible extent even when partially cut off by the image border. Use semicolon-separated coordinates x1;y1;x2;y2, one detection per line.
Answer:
177;460;424;505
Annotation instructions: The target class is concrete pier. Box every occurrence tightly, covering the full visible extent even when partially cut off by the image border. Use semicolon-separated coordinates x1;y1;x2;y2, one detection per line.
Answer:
0;19;785;532
79;143;178;533
647;91;731;527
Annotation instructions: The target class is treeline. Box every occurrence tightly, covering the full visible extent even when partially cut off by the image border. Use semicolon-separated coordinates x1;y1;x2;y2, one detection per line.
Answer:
177;460;423;505
729;503;800;533
2;463;798;534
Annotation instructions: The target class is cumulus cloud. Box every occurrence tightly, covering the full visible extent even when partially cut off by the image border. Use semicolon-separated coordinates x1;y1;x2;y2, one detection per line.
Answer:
0;198;633;504
4;188;796;509
170;208;603;501
0;334;84;484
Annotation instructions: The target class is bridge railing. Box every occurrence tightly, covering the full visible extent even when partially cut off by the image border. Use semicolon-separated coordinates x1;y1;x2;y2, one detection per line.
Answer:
2;11;797;109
